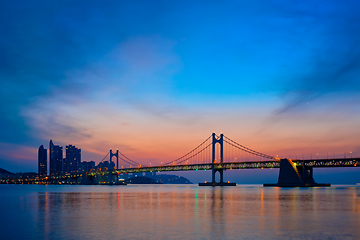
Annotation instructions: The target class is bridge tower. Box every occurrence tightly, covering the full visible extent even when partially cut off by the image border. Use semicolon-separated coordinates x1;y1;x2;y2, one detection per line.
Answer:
110;149;119;170
212;133;224;183
199;133;236;186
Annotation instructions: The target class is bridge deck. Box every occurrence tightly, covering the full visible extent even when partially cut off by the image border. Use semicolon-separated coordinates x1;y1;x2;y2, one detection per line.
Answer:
87;158;360;176
4;158;359;184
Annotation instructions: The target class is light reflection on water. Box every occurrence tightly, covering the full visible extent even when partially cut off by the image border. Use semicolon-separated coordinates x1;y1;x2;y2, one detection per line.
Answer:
1;185;360;239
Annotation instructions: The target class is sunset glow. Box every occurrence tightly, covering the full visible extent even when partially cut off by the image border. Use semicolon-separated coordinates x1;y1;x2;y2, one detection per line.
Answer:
1;1;360;183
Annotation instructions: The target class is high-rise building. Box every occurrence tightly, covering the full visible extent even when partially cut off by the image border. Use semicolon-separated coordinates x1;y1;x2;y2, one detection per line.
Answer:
96;161;115;171
62;157;66;174
65;145;81;174
49;140;63;176
76;148;81;172
80;161;95;172
38;145;47;176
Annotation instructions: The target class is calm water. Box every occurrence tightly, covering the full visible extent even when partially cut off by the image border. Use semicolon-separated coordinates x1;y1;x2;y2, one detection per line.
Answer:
1;184;360;240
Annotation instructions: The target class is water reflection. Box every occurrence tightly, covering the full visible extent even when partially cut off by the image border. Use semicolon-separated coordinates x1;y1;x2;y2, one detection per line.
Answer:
210;187;225;237
1;185;360;239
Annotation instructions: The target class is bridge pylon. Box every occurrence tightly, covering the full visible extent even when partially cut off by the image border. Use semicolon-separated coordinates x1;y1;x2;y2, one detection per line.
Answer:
110;149;119;170
199;133;236;186
212;133;224;183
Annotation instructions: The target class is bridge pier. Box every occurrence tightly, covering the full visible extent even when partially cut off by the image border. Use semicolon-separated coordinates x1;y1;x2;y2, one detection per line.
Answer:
212;169;224;184
264;159;330;187
199;133;236;186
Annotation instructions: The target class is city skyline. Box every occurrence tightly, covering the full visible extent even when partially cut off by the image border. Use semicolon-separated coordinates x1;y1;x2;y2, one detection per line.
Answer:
1;1;360;183
38;140;83;176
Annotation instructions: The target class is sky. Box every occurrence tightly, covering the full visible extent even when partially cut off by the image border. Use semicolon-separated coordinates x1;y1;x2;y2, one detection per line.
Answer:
1;0;360;183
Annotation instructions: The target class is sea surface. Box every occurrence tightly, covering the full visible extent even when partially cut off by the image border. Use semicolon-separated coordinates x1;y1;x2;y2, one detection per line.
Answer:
0;184;359;240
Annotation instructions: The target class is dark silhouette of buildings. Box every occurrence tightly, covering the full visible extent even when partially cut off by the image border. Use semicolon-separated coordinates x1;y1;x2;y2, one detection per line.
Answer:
81;161;95;172
38;145;47;176
64;145;81;174
49;140;63;176
63;157;66;173
96;161;115;171
37;140;93;176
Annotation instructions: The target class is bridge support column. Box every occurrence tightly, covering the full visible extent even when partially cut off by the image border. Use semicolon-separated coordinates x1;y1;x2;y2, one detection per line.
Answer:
110;149;119;170
264;159;330;187
211;169;225;184
200;133;236;186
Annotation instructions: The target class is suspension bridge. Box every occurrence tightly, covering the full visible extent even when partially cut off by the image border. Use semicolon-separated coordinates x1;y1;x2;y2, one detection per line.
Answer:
86;133;360;187
10;133;358;186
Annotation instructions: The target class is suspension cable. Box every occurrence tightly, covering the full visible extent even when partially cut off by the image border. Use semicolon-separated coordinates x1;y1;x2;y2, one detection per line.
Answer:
119;156;139;167
119;152;140;166
163;134;212;165
223;138;274;159
173;143;212;165
99;151;110;163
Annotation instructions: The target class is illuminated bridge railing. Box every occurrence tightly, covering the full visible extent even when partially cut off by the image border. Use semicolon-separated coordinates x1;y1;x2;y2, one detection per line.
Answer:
293;158;360;167
87;158;360;176
88;161;280;176
4;159;360;183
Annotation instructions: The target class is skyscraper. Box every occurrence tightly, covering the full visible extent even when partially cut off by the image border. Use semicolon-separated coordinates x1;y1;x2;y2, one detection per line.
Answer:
80;161;95;172
49;140;63;176
65;145;81;174
38;145;47;176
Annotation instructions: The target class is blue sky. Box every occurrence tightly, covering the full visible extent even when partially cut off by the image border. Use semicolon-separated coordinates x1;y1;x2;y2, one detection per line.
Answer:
1;0;360;183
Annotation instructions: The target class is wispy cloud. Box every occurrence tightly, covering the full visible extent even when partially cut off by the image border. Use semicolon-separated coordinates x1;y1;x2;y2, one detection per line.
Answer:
271;1;360;115
19;35;185;159
2;1;360;173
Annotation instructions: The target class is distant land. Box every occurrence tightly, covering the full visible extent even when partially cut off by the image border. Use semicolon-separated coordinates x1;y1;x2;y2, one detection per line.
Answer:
0;168;38;177
0;168;193;184
0;168;12;175
125;174;192;184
